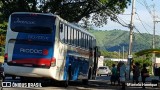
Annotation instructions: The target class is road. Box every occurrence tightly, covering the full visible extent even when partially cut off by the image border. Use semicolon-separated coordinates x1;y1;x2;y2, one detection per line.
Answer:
1;76;160;90
1;76;110;90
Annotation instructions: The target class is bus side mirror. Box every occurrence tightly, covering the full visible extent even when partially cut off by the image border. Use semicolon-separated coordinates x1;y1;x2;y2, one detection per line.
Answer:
60;24;63;32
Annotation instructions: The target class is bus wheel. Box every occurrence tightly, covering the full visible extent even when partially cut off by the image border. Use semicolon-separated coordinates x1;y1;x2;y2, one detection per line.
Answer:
82;79;88;85
61;76;69;87
61;71;70;87
12;76;16;80
20;77;26;83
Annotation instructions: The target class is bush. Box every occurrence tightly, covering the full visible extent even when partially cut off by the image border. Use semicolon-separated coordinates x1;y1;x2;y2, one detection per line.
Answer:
133;59;152;74
104;60;118;69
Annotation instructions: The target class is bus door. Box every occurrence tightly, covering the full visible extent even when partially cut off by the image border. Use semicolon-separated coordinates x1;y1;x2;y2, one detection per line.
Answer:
7;13;56;68
92;46;100;79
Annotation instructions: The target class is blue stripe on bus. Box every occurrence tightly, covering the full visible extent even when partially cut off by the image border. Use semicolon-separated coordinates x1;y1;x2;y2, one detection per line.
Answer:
63;52;90;80
71;58;79;80
63;55;70;80
14;33;54;42
13;26;56;61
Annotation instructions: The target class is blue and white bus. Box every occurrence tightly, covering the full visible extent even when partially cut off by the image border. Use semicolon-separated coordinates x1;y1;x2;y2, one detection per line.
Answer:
3;12;99;86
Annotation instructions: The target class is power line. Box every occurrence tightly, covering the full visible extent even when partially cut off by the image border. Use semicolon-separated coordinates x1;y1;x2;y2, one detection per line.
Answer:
135;11;151;34
142;0;153;17
136;0;160;35
107;31;128;43
136;0;144;6
134;27;152;48
95;0;130;28
135;18;160;35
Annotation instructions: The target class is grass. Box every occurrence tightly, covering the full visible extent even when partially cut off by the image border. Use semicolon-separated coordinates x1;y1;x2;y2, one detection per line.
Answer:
0;56;4;63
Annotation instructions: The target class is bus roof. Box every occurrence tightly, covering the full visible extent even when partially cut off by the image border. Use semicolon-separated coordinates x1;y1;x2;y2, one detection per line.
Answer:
11;12;96;39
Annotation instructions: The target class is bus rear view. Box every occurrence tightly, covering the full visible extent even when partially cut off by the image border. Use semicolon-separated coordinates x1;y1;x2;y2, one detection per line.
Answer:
3;12;57;79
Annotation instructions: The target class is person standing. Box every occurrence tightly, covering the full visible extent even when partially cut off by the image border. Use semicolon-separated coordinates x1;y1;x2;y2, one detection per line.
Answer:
117;62;122;85
111;64;118;85
120;62;126;90
141;64;149;89
133;63;140;84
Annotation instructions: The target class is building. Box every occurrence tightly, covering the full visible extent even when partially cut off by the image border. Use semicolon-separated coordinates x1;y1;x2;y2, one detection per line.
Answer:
104;58;127;62
155;58;160;67
98;56;104;67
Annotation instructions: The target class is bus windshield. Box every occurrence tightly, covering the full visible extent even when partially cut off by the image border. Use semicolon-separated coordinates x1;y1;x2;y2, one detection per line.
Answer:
11;14;55;34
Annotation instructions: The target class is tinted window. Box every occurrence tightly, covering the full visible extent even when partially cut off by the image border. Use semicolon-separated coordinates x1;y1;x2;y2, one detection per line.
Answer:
11;14;55;34
60;23;65;42
99;67;107;69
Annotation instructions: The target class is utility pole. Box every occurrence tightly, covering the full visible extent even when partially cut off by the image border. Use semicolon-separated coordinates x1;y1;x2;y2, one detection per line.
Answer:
119;49;121;60
123;46;124;60
128;0;135;80
151;4;160;75
152;4;156;75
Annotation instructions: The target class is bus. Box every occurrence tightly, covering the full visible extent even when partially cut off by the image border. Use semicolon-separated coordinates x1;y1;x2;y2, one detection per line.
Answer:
3;12;99;86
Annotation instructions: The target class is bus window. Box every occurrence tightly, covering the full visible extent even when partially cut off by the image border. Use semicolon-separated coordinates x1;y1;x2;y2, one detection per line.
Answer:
70;28;74;45
74;29;76;46
90;37;93;48
11;14;55;34
89;36;92;48
81;33;84;48
79;31;81;47
65;26;68;43
60;23;65;42
87;35;89;49
84;34;86;48
92;38;96;48
68;27;71;44
86;35;88;49
77;30;79;46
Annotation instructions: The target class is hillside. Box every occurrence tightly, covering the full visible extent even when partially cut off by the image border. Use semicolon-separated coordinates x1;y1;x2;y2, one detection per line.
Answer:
89;30;160;52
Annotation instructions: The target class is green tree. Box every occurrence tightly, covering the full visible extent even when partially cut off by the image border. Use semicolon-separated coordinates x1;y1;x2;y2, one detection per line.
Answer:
0;0;131;27
133;57;152;74
104;60;118;69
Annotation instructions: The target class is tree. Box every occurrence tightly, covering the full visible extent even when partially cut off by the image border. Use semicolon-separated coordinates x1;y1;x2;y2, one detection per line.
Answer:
0;0;131;27
0;34;5;46
104;60;118;69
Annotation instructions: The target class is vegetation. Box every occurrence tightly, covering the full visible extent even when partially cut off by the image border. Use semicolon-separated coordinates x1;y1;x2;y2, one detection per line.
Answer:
104;60;118;69
0;0;131;28
89;30;158;52
104;58;152;74
0;56;4;63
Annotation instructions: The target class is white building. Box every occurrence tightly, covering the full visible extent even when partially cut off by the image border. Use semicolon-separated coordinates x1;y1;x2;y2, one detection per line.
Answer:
155;58;160;67
105;58;127;62
98;56;104;67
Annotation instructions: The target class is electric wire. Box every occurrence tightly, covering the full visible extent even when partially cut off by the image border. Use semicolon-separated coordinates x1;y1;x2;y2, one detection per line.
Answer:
135;11;151;34
134;26;152;48
95;0;130;28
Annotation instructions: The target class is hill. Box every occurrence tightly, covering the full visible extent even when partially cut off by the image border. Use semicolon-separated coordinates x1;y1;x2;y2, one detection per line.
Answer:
89;30;160;52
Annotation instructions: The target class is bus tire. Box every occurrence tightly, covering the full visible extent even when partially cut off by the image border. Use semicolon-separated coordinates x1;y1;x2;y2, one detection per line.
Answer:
62;74;69;87
61;68;71;87
12;76;16;80
82;79;88;85
20;77;26;83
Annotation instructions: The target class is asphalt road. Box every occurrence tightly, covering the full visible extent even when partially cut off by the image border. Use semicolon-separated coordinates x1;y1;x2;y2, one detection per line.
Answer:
1;76;160;90
1;76;111;90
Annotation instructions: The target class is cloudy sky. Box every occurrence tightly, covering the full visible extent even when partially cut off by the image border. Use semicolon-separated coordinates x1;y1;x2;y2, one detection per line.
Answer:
94;0;160;35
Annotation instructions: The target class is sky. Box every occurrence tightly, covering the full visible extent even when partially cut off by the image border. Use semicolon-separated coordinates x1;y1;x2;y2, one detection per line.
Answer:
94;0;160;35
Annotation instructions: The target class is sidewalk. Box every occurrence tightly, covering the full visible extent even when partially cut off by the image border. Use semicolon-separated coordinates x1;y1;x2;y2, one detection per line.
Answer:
108;76;160;90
